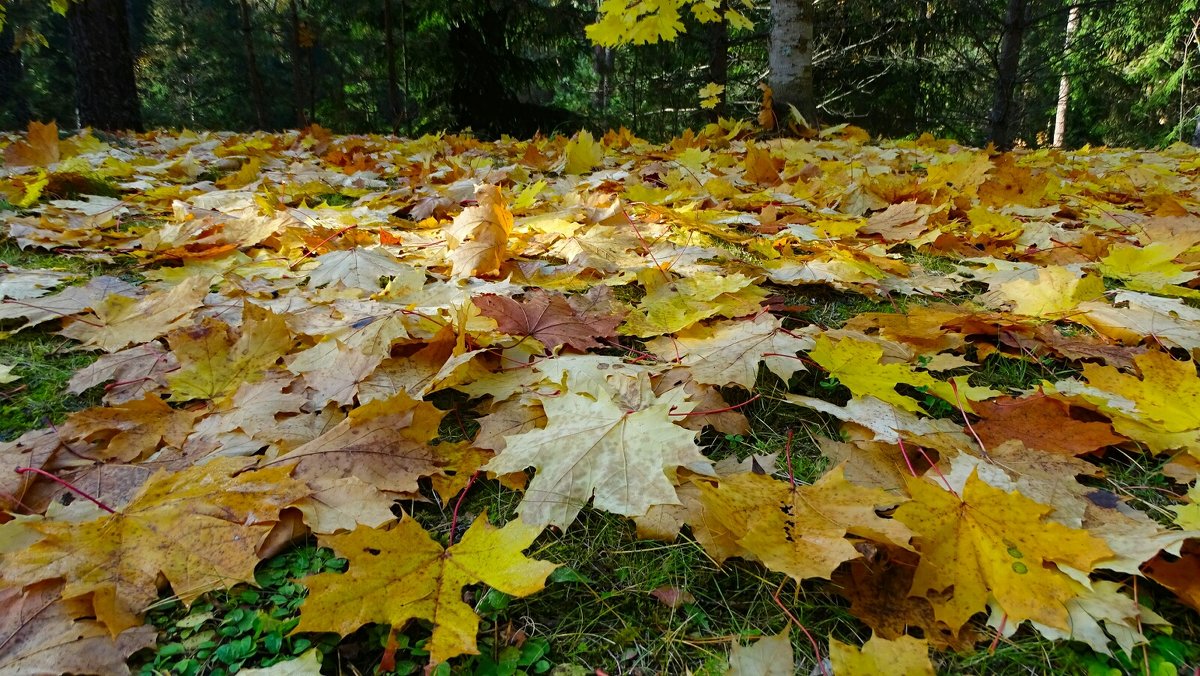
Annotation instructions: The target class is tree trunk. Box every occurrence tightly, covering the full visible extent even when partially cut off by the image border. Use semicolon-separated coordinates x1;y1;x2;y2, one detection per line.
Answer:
1052;5;1080;148
988;0;1028;150
66;0;142;131
289;0;307;128
237;0;267;129
383;0;399;134
0;19;31;128
592;46;614;112
768;0;815;125
1193;113;1200;147
705;7;729;121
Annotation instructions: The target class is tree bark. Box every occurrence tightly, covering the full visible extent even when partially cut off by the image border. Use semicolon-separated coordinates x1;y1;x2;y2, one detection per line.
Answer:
66;0;142;130
1052;5;1080;148
705;6;729;121
237;0;267;129
383;0;399;134
988;0;1028;150
0;18;31;128
289;0;307;128
1193;113;1200;147
768;0;815;125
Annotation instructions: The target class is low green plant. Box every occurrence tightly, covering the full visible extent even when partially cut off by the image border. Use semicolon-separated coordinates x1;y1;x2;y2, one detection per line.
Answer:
137;545;347;676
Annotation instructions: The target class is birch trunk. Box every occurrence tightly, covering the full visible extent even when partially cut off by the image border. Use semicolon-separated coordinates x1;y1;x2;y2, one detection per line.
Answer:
1052;5;1081;148
768;0;815;124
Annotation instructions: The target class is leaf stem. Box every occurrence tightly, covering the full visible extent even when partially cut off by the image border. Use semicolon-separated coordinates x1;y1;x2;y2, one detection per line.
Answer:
288;223;358;269
668;393;761;417
784;428;797;487
447;470;481;548
950;379;991;461
772;580;830;676
14;467;116;513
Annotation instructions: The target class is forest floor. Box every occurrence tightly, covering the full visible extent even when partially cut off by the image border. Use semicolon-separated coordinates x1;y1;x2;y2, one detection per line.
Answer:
2;124;1200;675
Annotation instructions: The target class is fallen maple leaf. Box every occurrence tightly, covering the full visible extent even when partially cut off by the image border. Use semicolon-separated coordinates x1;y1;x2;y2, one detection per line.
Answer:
484;387;709;528
294;514;557;663
444;184;513;278
66;342;179;405
696;466;911;582
622;272;768;338
645;313;813;389
1051;349;1200;455
725;628;792;676
306;247;416;291
263;391;446;522
828;634;934;676
58;394;197;462
58;275;210;352
894;470;1113;631
0;579;156;676
473;287;624;352
808;335;996;414
167;303;294;403
2;121;61;168
1;458;307;634
971;394;1125;456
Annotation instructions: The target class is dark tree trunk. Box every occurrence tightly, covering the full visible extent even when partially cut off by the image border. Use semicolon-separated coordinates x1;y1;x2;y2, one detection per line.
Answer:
383;0;399;134
592;46;614;111
0;19;31;128
768;0;815;125
289;0;307;127
66;0;142;130
237;0;267;129
1193;114;1200;147
988;0;1028;150
705;8;729;121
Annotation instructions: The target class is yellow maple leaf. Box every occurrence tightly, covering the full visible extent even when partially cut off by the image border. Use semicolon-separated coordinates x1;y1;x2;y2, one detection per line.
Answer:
443;183;513;278
698;82;725;109
294;514;557;663
59;394;197;462
829;634;934;676
586;0;686;47
1053;350;1200;455
697;467;912;582
1;458;307;635
990;266;1105;317
894;471;1113;631
166;303;294;403
809;335;995;414
621;272;768;338
58;275;210;352
1098;241;1197;297
1174;493;1200;538
562;130;605;174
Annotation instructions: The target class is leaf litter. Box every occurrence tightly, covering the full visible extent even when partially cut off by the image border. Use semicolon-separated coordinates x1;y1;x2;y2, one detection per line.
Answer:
2;120;1200;671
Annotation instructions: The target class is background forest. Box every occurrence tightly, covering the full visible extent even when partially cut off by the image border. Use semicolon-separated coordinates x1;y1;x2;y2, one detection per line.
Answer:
0;0;1200;148
0;0;1197;148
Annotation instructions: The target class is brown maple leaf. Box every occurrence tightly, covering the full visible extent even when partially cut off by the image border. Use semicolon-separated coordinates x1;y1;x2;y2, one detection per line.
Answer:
971;394;1126;456
473;287;624;353
0;579;156;675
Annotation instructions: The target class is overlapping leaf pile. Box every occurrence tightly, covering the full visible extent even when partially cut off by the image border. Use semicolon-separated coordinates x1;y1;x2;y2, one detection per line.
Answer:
2;119;1200;672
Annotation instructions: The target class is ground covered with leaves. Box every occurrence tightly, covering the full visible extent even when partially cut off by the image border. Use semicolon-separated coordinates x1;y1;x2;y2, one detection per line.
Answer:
2;121;1200;675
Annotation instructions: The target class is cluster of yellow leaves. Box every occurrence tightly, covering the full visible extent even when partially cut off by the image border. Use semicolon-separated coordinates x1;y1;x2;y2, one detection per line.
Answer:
2;118;1200;671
